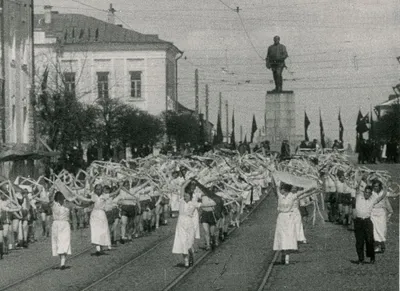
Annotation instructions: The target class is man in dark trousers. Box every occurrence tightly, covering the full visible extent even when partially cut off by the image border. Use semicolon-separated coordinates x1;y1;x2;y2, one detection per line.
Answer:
266;36;288;92
353;179;387;264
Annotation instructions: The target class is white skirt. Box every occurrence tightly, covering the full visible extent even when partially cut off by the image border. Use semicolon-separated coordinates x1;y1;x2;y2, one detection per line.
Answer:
51;220;71;256
170;193;180;212
293;210;306;242
90;209;111;246
172;215;195;255
273;212;297;251
192;209;200;239
371;208;387;242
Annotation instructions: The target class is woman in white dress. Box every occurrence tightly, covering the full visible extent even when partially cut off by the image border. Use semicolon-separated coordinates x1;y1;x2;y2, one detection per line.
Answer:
51;191;71;269
76;184;112;256
273;181;312;265
371;180;393;253
172;179;200;268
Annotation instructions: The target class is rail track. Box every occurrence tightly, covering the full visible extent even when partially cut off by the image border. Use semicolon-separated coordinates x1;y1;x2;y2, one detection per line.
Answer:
0;188;279;291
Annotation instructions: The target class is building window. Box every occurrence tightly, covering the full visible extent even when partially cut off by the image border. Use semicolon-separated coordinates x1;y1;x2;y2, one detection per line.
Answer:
97;72;109;99
130;71;141;98
64;72;76;95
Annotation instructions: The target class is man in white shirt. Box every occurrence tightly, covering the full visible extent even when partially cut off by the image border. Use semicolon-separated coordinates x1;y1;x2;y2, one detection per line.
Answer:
353;184;386;264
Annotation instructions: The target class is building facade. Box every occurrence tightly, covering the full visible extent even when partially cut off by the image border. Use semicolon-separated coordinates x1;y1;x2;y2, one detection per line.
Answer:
0;0;35;145
0;0;40;179
34;7;182;116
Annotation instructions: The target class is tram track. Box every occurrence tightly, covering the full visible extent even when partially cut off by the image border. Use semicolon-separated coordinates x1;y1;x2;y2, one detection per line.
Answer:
0;187;276;291
81;188;273;291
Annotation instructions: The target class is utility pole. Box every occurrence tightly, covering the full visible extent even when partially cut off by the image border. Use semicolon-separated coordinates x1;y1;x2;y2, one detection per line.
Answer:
225;100;229;143
195;69;199;114
240;125;243;142
205;84;209;125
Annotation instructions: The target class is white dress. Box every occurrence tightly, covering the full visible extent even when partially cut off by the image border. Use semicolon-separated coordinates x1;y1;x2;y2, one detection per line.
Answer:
172;199;200;255
192;189;202;239
273;192;298;251
90;194;111;246
292;199;306;242
370;194;390;242
51;202;71;256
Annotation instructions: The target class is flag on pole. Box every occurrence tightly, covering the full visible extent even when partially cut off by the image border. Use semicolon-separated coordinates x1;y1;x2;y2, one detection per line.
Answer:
214;113;223;145
250;114;257;143
339;109;344;142
231;110;236;148
320;110;326;149
304;111;310;142
357;112;369;134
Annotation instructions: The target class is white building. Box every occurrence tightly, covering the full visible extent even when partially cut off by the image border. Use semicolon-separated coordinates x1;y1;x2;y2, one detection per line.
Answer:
34;6;182;115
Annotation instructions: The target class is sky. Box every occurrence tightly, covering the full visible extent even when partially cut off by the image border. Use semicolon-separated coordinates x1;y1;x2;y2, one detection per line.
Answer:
34;0;400;147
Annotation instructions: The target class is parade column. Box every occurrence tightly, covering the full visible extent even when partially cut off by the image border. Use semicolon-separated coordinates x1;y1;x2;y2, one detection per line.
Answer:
265;90;297;152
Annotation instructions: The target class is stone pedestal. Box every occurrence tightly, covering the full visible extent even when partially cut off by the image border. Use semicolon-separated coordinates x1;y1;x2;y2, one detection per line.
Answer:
265;91;297;152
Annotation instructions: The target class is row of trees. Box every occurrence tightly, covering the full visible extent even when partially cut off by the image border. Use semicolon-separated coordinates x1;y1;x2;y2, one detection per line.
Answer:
37;86;206;172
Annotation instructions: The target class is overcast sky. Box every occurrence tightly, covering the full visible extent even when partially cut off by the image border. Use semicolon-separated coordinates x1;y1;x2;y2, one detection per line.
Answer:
34;0;400;147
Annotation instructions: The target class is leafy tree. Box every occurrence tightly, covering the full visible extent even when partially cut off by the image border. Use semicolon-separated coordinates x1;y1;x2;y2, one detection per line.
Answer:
163;111;200;148
117;107;164;148
37;89;97;172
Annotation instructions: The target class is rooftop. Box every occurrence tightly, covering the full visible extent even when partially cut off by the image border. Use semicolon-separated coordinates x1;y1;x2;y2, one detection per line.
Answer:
34;12;177;48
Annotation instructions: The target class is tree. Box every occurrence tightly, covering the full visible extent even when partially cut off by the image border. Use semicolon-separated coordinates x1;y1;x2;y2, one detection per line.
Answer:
163;111;200;148
117;107;164;148
37;89;97;172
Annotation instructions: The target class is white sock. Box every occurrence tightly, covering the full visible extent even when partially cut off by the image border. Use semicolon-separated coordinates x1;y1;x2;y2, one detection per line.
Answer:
96;245;101;252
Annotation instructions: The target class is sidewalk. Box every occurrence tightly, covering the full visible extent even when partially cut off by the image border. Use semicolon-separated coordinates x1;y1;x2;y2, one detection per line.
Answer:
265;196;399;291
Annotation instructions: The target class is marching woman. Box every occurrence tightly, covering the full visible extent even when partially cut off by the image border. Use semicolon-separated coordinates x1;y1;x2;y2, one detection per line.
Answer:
272;179;314;265
371;180;393;253
51;191;71;269
76;184;111;256
172;179;200;267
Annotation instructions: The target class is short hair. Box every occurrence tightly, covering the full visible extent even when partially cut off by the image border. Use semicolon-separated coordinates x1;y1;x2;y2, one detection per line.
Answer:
103;185;111;192
280;182;292;192
364;185;373;192
54;191;65;203
372;180;383;190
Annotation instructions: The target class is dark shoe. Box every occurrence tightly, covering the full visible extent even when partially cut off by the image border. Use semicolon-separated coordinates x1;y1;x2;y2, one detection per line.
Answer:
188;250;194;266
60;265;66;270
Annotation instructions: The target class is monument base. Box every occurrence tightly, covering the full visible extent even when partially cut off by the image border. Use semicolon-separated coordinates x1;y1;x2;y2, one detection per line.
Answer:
264;91;297;153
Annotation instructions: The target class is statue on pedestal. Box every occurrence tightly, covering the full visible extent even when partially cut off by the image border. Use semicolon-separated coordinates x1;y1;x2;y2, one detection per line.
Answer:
266;36;288;92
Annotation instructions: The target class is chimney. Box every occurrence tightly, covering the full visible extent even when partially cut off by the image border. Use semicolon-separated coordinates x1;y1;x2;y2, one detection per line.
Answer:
107;4;116;25
44;5;53;24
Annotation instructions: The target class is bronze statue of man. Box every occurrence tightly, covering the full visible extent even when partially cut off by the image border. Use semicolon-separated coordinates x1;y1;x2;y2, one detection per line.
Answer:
266;36;288;92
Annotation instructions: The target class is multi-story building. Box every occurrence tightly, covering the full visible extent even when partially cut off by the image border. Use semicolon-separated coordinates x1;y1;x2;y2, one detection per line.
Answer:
0;0;39;178
34;6;182;116
0;0;35;145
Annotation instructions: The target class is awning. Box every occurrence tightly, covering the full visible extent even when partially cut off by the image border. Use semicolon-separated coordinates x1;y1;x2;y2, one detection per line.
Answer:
0;143;60;162
0;149;59;162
